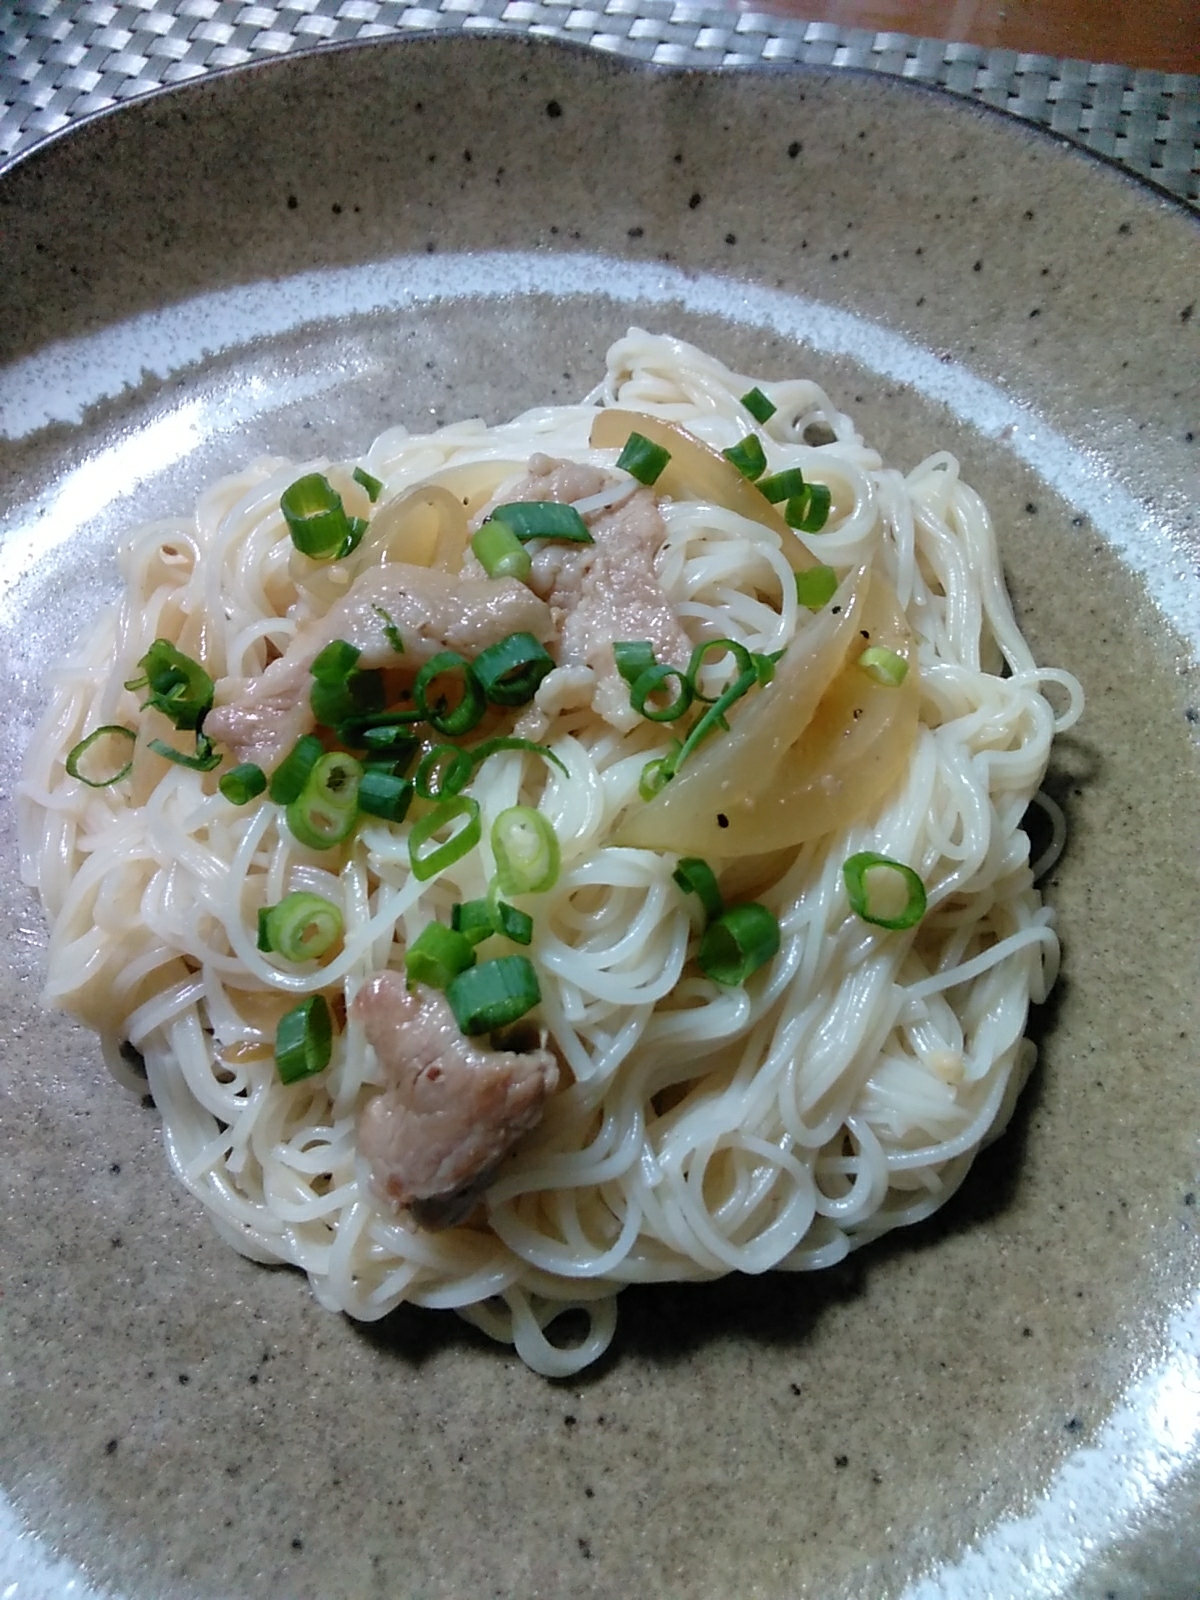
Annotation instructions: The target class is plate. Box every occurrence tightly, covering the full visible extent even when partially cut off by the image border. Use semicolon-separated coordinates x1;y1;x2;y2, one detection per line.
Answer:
1;35;1198;1599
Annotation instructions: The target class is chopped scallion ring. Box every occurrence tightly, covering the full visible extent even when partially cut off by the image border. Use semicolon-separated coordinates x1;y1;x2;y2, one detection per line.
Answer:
408;795;482;882
415;745;474;801
491;806;560;896
353;466;384;502
493;900;534;945
697;903;781;985
757;468;808;504
358;769;414;823
616;432;671;486
275;994;333;1084
722;435;768;481
686;638;754;703
451;899;500;945
309;644;384;728
674;667;758;772
741;387;777;424
489;502;593;544
630;664;694;723
672;857;724;921
125;639;214;730
372;605;404;654
311;639;361;684
795;564;839;610
280;473;366;560
638;755;675;801
413;650;486;737
858;645;909;687
268;734;326;805
471;632;556;707
65;725;136;788
446;955;541;1035
467;736;568;780
614;641;657;687
147;733;222;772
257;891;344;961
472;519;534;580
286;751;362;850
405;922;477;989
219;762;267;805
842;852;926;930
784;483;833;533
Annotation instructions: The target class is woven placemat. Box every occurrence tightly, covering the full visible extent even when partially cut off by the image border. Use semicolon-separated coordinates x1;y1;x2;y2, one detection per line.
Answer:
2;0;1198;203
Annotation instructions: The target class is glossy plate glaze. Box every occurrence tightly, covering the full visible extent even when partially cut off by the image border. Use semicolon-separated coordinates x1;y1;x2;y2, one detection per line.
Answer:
0;36;1197;1600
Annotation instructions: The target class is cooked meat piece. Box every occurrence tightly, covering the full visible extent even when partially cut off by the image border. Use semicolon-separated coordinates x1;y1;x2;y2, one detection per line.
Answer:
353;972;558;1228
205;563;554;769
503;451;611;510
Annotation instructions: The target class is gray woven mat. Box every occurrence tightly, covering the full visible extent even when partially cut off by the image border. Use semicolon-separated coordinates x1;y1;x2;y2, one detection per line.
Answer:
3;0;1198;204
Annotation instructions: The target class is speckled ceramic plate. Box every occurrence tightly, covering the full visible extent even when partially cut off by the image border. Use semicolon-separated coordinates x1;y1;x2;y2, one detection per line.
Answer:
1;35;1198;1600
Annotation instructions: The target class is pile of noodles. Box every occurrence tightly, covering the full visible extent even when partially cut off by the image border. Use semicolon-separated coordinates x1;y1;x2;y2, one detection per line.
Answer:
18;331;1082;1375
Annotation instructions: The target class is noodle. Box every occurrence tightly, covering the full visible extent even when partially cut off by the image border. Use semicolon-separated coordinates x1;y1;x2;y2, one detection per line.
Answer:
17;331;1082;1375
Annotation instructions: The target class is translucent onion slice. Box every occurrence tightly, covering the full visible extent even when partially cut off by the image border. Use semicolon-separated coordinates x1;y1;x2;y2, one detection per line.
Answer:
615;564;919;857
589;409;815;572
429;459;525;522
365;484;471;572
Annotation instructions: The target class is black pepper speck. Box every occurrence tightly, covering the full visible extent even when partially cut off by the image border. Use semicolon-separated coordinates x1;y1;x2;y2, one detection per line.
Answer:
725;233;737;245
717;813;729;829
788;140;801;157
546;100;562;118
105;1439;118;1455
286;194;297;210
835;1454;848;1468
689;192;702;209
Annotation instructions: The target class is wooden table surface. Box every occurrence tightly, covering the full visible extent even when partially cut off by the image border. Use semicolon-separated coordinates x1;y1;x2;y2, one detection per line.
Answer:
752;0;1200;73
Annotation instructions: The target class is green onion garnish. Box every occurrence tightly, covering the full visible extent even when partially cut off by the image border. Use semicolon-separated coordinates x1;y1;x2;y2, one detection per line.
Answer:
353;466;384;502
408;795;482;882
672;857;724;921
673;667;758;773
722;436;768;481
686;638;754;703
858;645;909;688
639;754;676;801
413;650;486;738
471;632;556;707
275;994;333;1084
65;725;136;788
357;769;414;823
697;903;781;985
268;734;326;805
311;639;361;684
784;483;833;533
613;641;657;687
415;745;474;801
338;713;422;755
219;762;267;805
309;639;383;730
257;891;343;961
630;664;694;723
467;736;568;780
471;519;534;581
753;651;780;687
489;502;593;544
491;806;560;896
445;955;541;1035
286;751;362;850
741;387;777;424
125;639;214;731
616;432;671;486
280;473;366;561
757;468;808;505
842;852;926;930
147;733;222;771
405;922;477;989
795;564;838;610
451;899;499;945
493;900;534;945
372;605;404;654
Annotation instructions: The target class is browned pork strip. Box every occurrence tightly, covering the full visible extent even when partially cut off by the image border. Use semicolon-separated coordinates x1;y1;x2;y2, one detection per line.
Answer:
205;563;555;770
353;972;558;1229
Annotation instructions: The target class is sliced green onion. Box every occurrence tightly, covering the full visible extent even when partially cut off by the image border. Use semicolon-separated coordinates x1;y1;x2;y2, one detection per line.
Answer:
310;667;385;731
409;795;482;881
467;736;568;780
286;751;362;850
757;468;808;504
125;639;213;730
493;900;534;945
630;664;694;723
673;857;724;921
639;754;676;801
358;770;414;823
268;733;325;805
405;922;477;989
674;667;758;773
372;605;404;654
65;725;136;787
698;903;781;985
616;432;671;486
446;955;541;1035
416;744;474;800
281;473;366;560
784;483;833;533
741;387;777;424
353;466;384;502
490;502;593;544
275;994;332;1084
258;891;344;961
614;641;657;687
722;435;768;480
686;638;755;703
752;652;779;688
491;806;560;896
358;726;419;766
147;733;221;772
413;650;486;737
842;852;927;930
219;762;267;805
311;639;361;684
858;645;909;687
795;564;839;610
338;712;422;754
451;899;499;945
472;519;534;580
471;632;556;707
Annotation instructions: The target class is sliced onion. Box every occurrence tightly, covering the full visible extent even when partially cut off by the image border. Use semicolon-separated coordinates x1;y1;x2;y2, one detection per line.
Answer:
364;483;470;572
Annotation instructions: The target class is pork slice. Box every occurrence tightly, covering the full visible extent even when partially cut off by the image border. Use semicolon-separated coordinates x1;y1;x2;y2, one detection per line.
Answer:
353;972;558;1229
205;563;555;770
